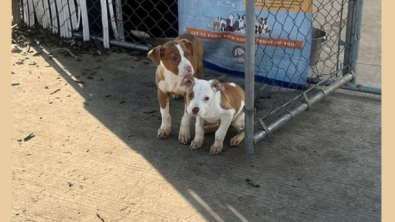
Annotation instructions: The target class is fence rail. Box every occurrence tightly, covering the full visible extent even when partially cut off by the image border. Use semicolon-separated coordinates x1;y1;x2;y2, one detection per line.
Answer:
12;0;380;154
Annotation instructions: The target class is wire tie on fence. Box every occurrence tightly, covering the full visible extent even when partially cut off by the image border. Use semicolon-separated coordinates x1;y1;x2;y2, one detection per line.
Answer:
243;106;256;116
350;70;356;79
285;109;295;120
302;92;312;110
319;88;328;101
258;118;270;137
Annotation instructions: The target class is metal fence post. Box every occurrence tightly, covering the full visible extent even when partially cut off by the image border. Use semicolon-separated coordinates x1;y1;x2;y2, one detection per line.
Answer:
343;0;364;84
244;0;255;155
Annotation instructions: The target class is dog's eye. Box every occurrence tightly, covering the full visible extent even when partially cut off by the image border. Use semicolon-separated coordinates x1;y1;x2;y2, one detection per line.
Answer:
172;56;178;61
189;93;194;99
204;97;209;101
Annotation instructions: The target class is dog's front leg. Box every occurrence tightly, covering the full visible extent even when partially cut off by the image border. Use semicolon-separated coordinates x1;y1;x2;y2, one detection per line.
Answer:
209;115;233;155
157;89;171;138
230;114;245;146
178;103;191;144
190;116;205;149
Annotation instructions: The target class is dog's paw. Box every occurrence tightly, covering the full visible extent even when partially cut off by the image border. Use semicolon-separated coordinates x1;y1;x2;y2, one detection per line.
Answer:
209;144;223;155
157;127;171;139
230;132;245;146
190;138;204;150
178;131;191;145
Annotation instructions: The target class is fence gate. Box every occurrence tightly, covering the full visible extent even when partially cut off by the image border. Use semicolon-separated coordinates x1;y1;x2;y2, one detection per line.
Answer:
12;0;381;154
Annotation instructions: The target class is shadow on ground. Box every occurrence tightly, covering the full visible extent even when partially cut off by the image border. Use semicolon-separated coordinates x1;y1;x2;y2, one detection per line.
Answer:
22;42;381;222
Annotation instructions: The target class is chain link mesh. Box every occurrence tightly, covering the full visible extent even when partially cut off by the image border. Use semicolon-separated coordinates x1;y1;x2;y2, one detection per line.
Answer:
251;0;349;123
85;0;179;45
14;0;352;137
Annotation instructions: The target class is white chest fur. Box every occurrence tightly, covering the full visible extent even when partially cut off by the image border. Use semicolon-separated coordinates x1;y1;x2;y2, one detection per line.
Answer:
157;64;187;94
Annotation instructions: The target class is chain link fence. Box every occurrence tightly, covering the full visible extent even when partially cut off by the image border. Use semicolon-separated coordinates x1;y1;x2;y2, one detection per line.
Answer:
12;0;380;153
252;0;349;123
83;0;179;46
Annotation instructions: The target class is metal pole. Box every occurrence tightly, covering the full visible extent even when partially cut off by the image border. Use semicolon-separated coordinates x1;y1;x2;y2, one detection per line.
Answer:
73;32;152;51
244;0;255;155
254;73;354;143
308;77;381;95
343;0;363;84
350;0;364;84
343;0;355;76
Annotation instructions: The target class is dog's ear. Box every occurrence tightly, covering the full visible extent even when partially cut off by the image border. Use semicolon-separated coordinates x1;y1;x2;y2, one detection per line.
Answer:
210;79;224;92
179;39;194;57
181;75;195;87
147;45;163;65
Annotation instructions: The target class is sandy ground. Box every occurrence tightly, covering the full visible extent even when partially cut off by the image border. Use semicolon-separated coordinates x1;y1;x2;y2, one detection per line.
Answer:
11;1;381;222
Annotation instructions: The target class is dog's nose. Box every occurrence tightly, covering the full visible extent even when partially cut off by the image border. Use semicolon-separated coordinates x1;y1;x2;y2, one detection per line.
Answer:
186;66;193;73
192;107;199;114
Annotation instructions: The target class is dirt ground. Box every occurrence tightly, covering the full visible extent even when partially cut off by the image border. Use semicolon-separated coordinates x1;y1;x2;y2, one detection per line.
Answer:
11;1;381;221
11;43;381;222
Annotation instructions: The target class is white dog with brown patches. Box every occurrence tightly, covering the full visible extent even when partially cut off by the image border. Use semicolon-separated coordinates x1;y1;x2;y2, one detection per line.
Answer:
181;76;245;155
147;34;204;144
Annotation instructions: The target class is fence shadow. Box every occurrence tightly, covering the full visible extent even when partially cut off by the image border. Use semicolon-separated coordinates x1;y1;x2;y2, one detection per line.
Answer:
31;43;280;222
20;37;381;221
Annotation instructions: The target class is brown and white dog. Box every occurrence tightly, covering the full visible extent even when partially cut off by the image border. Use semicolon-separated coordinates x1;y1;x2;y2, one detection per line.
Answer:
181;76;245;155
147;34;204;143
